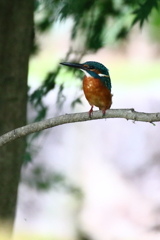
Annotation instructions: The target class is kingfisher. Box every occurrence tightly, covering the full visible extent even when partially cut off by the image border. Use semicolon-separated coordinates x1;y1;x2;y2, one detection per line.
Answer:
60;61;112;117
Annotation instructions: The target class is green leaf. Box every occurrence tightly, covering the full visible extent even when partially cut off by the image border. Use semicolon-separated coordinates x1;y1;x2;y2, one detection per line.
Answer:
132;0;159;27
71;97;82;108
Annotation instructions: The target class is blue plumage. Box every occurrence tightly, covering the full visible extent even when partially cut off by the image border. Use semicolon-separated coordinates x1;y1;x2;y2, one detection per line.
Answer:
101;76;112;91
84;61;109;75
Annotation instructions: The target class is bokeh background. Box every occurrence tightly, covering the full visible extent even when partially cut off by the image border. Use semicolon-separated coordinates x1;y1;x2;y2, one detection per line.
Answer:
12;1;160;240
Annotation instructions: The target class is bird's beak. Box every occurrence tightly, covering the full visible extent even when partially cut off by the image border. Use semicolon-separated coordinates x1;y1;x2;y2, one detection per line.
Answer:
60;62;85;70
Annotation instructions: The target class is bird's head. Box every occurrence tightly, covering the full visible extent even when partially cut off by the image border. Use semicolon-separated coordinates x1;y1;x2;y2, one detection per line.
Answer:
60;61;109;79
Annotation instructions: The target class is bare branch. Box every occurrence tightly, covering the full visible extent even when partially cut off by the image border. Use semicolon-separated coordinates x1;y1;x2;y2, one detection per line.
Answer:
0;108;160;147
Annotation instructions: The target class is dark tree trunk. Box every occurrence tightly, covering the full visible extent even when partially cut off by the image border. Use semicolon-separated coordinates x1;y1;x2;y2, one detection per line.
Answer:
0;0;34;228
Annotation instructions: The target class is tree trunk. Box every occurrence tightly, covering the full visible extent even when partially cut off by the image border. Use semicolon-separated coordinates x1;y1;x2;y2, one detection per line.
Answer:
0;0;34;228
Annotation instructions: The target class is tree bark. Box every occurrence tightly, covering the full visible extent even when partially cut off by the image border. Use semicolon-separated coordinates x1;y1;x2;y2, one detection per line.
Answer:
0;0;33;226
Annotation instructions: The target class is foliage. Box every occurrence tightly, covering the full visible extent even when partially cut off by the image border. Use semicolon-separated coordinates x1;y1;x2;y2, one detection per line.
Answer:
132;0;159;27
25;0;160;164
148;0;160;42
26;0;160;164
22;164;82;198
30;0;160;121
29;69;58;122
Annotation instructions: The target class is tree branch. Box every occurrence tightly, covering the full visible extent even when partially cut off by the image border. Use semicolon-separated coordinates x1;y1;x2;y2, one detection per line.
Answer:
0;108;160;147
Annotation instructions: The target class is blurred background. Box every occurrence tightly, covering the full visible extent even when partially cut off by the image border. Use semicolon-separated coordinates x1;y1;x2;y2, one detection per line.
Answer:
12;1;160;239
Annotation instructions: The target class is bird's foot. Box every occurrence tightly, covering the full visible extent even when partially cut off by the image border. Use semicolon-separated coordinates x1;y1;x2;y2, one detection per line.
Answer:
89;106;93;118
102;109;106;117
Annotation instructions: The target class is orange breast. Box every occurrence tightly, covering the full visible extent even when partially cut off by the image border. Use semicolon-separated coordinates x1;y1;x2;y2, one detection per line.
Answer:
83;76;112;110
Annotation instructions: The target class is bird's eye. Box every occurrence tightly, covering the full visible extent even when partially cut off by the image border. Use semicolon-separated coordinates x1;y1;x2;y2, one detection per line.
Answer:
84;64;95;70
89;66;95;70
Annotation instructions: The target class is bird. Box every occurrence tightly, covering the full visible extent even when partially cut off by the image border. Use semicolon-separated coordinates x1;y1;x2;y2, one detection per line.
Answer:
60;61;112;117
